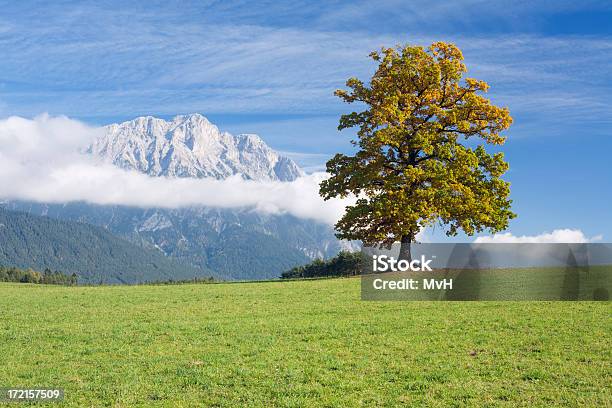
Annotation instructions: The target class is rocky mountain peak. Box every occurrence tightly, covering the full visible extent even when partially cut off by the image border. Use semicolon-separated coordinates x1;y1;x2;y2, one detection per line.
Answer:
89;113;303;181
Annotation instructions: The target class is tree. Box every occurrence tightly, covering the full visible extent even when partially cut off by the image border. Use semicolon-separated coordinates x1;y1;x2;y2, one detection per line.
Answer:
320;42;515;261
280;251;365;279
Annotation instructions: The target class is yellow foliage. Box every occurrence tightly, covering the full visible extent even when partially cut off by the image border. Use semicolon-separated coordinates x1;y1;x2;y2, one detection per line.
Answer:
320;42;515;247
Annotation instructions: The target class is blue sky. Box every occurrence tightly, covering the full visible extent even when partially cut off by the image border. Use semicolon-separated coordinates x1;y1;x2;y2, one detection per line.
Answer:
0;0;610;240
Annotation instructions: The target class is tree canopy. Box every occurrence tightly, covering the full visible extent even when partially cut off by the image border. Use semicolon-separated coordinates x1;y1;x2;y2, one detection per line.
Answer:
320;42;515;259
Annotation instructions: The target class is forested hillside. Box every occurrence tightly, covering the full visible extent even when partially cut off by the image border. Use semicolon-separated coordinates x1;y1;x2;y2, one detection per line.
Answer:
0;208;213;284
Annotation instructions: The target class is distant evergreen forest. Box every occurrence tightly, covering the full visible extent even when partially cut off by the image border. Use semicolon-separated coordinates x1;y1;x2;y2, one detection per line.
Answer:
0;207;214;284
0;265;77;285
281;251;365;279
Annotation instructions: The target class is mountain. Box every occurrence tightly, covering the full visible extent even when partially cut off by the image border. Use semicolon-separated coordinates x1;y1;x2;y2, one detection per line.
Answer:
0;207;214;284
89;114;303;181
5;114;351;281
3;201;343;280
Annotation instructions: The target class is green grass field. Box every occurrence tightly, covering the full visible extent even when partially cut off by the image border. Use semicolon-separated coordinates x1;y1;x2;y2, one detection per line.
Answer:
0;279;610;407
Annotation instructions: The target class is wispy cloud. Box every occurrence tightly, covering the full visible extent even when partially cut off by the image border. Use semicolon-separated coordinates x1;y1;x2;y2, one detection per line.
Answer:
1;2;610;126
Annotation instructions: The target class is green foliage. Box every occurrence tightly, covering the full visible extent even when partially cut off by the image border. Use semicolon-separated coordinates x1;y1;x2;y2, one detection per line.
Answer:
0;280;608;406
321;42;515;248
281;251;365;279
0;207;213;284
205;224;310;280
0;265;77;285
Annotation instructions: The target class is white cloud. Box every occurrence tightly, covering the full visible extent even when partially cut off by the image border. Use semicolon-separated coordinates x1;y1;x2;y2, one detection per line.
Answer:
3;2;611;123
475;229;603;244
0;115;352;225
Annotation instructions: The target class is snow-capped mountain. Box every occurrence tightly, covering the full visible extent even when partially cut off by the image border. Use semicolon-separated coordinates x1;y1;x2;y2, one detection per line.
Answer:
89;113;303;181
5;113;352;281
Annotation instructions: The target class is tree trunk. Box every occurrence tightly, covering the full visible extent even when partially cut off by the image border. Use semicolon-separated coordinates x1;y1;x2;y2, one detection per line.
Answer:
398;233;414;262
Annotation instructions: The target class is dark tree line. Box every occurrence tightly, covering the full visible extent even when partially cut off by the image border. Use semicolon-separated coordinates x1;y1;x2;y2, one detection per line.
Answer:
281;251;365;279
0;266;78;285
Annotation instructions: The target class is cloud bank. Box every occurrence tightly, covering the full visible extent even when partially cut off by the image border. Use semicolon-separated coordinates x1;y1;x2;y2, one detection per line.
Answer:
0;115;351;225
474;229;603;243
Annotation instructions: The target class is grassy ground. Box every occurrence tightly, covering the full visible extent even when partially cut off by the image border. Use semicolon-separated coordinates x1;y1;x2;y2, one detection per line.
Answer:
0;279;610;407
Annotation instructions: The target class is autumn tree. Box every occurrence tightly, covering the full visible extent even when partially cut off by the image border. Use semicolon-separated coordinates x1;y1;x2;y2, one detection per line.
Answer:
320;42;515;261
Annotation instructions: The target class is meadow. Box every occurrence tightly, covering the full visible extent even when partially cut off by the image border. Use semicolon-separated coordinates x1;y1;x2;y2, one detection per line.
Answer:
0;278;610;407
